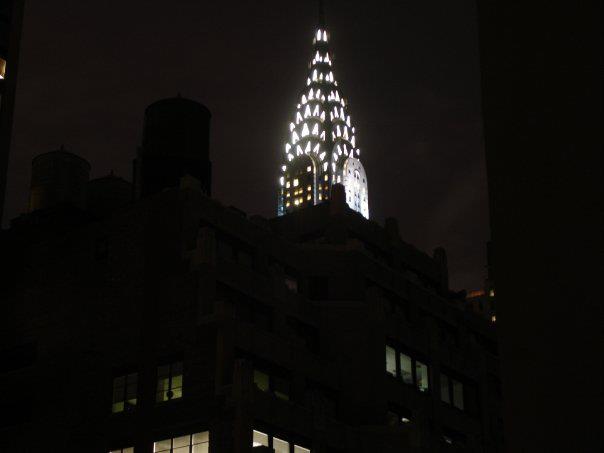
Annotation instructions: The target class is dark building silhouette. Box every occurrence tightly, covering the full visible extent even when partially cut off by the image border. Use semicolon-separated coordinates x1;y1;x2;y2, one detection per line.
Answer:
0;0;24;222
0;93;503;451
87;173;133;219
134;96;212;199
28;147;91;212
476;1;601;451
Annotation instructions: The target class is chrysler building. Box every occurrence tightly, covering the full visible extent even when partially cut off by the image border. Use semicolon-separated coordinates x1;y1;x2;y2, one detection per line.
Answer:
277;3;369;219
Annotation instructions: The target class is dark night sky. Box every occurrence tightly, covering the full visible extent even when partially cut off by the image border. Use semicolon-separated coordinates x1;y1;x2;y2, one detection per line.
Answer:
6;0;489;291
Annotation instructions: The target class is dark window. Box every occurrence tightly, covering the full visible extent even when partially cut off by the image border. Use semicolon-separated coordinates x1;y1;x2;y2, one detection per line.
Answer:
304;381;338;418
440;373;464;410
287;317;319;353
387;403;413;425
308;276;329;300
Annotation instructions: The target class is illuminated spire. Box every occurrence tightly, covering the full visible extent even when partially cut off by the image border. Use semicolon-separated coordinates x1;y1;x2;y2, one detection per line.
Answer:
277;2;369;219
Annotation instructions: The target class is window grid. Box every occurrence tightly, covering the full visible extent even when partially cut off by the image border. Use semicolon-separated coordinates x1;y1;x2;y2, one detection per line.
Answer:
253;368;290;401
153;431;209;453
252;429;310;453
440;373;465;410
112;372;137;413
385;345;430;392
156;362;183;403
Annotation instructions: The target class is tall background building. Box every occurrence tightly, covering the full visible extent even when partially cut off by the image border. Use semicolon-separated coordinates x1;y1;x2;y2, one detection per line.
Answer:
0;0;24;223
476;0;602;450
278;6;368;219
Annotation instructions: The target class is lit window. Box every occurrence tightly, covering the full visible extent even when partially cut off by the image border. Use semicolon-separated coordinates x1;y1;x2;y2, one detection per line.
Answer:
491;315;496;323
415;361;429;392
294;446;311;453
400;353;413;384
153;431;209;453
286;181;290;188
109;448;133;453
386;346;396;376
307;194;311;201
279;177;285;186
286;202;291;207
253;430;269;447
253;369;290;400
156;362;183;402
0;58;5;79
293;178;299;187
253;369;269;392
307;184;312;190
301;123;310;137
112;373;137;413
324;174;328;181
273;437;290;453
307;166;312;173
452;379;464;410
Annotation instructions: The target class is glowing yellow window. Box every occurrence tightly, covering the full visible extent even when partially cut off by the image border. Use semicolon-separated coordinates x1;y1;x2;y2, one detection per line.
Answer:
286;181;291;188
112;373;137;413
293;178;299;187
307;185;312;191
286;202;291;207
156;362;183;402
307;194;311;201
318;194;322;200
307;165;312;172
324;174;328;181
